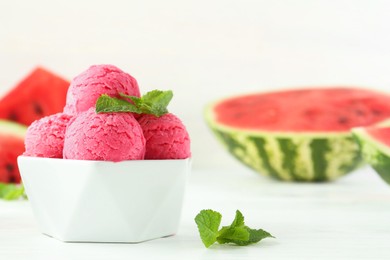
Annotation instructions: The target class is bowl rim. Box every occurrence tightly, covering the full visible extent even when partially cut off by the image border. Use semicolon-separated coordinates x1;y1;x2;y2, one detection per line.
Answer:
18;155;191;164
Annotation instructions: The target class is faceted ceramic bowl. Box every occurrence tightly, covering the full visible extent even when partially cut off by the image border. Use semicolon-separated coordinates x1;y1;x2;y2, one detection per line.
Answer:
17;156;190;243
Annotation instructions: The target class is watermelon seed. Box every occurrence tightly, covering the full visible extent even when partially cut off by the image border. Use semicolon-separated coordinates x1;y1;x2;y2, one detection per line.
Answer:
8;175;16;183
8;112;18;121
33;102;44;116
6;163;14;174
338;116;349;124
354;109;365;116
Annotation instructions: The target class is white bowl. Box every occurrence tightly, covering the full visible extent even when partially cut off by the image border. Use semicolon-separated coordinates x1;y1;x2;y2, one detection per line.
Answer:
17;156;190;243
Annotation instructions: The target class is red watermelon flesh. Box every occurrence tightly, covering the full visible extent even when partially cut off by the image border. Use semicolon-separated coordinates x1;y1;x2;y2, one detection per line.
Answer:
365;127;390;148
0;120;26;183
214;88;390;132
0;67;69;126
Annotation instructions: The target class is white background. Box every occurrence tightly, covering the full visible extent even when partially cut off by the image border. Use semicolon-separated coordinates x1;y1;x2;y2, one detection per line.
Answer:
1;0;390;169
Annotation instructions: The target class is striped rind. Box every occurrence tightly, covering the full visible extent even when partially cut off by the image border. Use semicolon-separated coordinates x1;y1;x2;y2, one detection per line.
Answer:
352;128;390;185
0;120;27;138
205;104;362;182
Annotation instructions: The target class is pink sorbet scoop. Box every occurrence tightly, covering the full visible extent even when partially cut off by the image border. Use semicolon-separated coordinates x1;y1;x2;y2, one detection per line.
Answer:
63;108;145;161
24;113;72;158
138;113;191;159
64;64;140;115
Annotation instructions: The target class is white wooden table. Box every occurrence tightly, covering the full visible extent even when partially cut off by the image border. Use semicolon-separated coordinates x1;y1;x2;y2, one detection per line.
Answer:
1;165;390;260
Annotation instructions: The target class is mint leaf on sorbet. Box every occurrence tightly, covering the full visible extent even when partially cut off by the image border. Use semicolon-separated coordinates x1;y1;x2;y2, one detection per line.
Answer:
95;94;141;113
0;183;26;200
195;209;274;248
139;89;173;114
95;90;173;117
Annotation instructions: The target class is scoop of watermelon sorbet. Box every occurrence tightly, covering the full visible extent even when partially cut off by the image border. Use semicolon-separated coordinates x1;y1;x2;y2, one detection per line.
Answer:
24;113;72;158
64;64;140;115
138;113;191;159
63;108;145;161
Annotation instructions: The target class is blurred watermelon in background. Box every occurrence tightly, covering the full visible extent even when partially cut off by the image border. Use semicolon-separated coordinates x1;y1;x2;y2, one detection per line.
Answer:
0;67;69;126
0;67;69;198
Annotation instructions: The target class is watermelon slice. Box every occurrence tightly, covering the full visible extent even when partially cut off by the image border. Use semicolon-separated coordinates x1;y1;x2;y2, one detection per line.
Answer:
352;127;390;185
205;88;390;182
0;120;27;183
0;67;69;126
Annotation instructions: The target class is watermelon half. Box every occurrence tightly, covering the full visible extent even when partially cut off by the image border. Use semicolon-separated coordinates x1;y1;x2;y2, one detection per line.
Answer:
205;88;390;182
352;127;390;185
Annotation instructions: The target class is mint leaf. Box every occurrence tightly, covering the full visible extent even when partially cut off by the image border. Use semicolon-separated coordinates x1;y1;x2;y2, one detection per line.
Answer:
96;90;173;117
195;209;274;248
0;183;26;200
142;89;173;113
217;226;250;244
95;94;141;113
121;90;173;117
230;210;245;228
245;228;274;245
216;210;249;244
226;227;274;246
195;209;222;248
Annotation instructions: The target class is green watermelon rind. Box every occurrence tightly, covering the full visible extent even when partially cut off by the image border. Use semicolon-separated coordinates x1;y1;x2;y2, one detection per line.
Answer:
205;102;362;182
0;120;27;138
352;128;390;185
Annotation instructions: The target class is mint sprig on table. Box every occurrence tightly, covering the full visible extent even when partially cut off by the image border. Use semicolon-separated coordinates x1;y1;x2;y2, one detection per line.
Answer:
0;183;26;200
95;90;173;117
195;209;274;248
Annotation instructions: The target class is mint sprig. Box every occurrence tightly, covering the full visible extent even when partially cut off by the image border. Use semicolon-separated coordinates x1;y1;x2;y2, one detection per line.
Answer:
195;209;274;248
95;90;173;117
0;183;26;200
194;209;222;248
